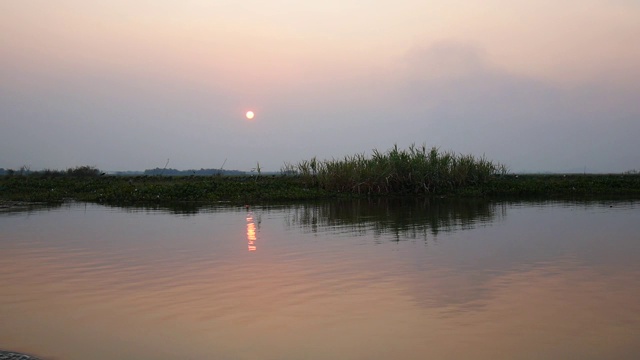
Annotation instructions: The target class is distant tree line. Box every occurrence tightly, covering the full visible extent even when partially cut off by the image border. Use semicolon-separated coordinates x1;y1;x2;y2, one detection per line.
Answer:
0;166;102;178
0;166;34;176
0;166;250;177
142;168;246;176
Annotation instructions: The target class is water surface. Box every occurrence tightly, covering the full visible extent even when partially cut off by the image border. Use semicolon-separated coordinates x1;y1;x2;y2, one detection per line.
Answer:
1;199;639;359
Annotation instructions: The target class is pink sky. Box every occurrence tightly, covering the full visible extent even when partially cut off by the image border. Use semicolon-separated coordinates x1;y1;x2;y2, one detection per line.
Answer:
1;0;639;172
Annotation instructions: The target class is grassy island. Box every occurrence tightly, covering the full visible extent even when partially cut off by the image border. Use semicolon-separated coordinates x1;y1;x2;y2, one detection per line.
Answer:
1;146;639;205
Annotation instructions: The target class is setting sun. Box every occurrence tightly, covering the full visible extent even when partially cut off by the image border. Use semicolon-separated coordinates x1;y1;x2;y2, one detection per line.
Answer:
245;111;255;120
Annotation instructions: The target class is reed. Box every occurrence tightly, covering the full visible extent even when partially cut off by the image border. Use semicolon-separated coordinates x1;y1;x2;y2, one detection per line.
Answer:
287;144;507;195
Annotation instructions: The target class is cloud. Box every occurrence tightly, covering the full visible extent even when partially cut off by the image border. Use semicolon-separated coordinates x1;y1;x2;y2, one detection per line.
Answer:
386;40;640;172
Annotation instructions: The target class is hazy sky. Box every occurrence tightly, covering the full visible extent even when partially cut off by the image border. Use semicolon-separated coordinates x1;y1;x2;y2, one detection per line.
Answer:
1;0;639;172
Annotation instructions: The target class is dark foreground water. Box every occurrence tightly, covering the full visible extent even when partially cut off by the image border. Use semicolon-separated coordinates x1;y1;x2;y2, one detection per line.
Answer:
1;199;639;359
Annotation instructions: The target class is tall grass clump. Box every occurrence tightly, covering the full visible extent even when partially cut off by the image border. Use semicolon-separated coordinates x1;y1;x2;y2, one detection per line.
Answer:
286;144;507;195
65;165;101;178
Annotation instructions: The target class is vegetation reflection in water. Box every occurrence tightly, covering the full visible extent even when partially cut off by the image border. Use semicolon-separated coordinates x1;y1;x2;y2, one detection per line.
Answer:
281;198;504;241
2;198;504;241
4;197;633;242
79;197;634;244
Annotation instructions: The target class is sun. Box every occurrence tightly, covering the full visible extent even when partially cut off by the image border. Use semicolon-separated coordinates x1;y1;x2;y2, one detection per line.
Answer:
245;111;255;120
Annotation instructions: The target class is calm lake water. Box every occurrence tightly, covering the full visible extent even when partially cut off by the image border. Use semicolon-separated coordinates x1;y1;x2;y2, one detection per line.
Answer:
1;199;639;359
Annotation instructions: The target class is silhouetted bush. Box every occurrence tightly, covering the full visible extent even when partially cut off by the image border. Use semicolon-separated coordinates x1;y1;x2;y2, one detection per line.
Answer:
286;144;508;195
66;166;101;178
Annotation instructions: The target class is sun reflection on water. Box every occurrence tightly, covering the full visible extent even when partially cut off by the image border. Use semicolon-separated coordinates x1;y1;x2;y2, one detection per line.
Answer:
246;212;257;251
